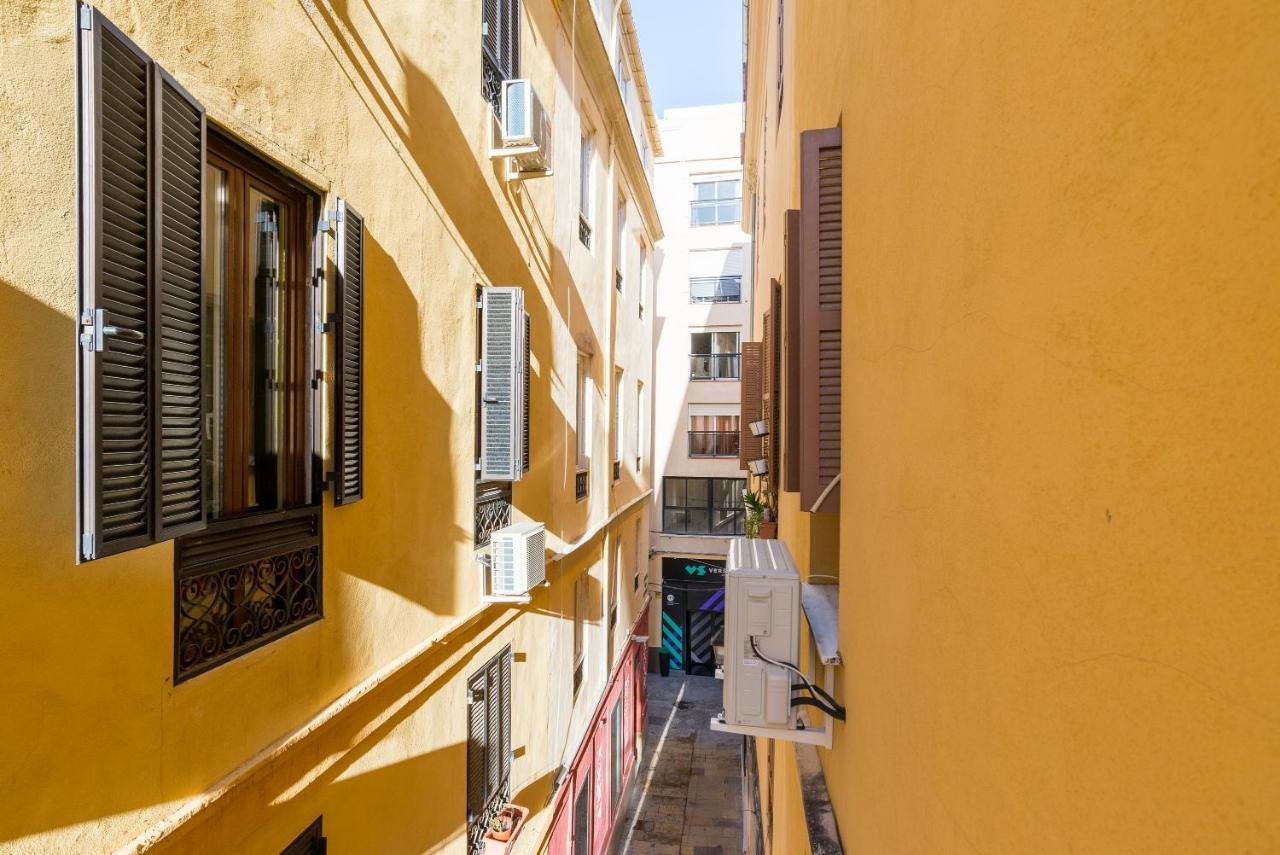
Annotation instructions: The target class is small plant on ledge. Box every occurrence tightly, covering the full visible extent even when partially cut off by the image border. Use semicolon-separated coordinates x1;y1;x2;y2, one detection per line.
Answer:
743;487;775;539
483;804;529;853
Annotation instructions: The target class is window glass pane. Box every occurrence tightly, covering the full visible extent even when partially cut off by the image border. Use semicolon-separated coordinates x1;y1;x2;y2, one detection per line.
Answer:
665;478;685;507
203;164;228;519
248;188;287;513
663;508;686;533
694;181;715;201
691;204;714;226
687;509;710;533
573;773;591;854
686;478;709;506
690;332;711;354
712;331;739;354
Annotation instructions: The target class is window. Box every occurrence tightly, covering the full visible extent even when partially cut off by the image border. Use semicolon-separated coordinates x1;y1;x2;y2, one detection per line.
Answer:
690;179;742;226
612;367;623;479
776;0;784;115
633;518;642;592
662;477;746;535
573;770;592;854
576;353;592;472
482;0;521;115
610;701;623;805
573;575;587;694
466;647;513;853
280;817;326;855
689;276;742;304
688;406;741;458
690;330;741;380
634;380;644;471
579;132;594;248
616;43;630;104
614;196;626;292
639;244;649;320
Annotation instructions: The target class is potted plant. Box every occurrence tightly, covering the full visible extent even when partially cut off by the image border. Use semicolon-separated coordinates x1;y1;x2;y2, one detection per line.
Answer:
743;487;774;539
483;804;529;853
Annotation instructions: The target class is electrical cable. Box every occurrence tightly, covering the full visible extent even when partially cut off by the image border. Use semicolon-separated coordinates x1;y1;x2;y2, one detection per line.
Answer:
751;636;846;721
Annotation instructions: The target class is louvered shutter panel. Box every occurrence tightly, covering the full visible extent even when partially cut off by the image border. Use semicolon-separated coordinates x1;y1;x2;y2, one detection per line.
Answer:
783;209;801;493
479;287;525;481
799;128;842;513
79;7;210;559
760;309;772;476
482;0;500;64
767;280;783;485
485;659;502;800
499;649;512;792
334;199;364;505
522;312;530;472
466;671;488;828
152;68;207;539
503;0;521;79
739;342;763;468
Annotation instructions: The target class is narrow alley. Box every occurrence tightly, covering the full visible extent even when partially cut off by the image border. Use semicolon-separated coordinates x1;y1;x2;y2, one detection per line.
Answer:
615;676;744;855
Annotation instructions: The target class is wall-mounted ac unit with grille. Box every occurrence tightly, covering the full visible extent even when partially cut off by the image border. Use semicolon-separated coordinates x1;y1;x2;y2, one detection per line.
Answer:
487;521;546;599
480;286;526;481
491;79;553;178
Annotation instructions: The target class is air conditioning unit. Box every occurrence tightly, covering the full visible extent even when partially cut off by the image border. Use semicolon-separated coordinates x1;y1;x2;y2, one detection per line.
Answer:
490;521;546;597
721;537;800;729
496;79;553;176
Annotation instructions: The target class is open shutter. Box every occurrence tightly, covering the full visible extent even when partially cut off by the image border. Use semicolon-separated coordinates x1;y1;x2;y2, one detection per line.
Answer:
498;650;512;793
479;287;525;481
760;309;773;476
739;341;764;469
764;280;783;484
334;198;364;505
78;5;208;559
782;209;801;493
152;68;207;539
522;312;531;472
799;128;842;513
466;671;488;831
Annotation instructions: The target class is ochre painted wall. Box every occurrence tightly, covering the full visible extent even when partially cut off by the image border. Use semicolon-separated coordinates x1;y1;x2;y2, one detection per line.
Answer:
0;0;656;851
746;0;1280;852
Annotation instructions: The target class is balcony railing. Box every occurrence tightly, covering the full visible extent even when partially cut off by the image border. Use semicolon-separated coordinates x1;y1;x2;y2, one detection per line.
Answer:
579;214;592;248
615;269;623;292
575;468;589;500
613;460;621;481
688;431;740;458
689;353;741;380
690;197;742;227
689;276;742;304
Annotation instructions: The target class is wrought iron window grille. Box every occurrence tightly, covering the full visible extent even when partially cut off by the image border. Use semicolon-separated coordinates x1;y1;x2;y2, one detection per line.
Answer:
174;508;323;683
575;468;590;501
475;482;514;549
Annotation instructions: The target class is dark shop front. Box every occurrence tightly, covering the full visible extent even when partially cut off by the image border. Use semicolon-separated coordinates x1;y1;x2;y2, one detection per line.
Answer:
659;557;726;676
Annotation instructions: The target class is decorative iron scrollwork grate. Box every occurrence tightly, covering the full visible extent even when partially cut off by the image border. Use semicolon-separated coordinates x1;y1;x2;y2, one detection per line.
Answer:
175;509;322;682
575;469;589;501
483;50;503;118
475;482;513;549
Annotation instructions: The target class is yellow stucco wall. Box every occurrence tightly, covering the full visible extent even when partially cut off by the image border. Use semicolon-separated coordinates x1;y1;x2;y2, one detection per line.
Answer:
0;0;656;851
746;0;1280;852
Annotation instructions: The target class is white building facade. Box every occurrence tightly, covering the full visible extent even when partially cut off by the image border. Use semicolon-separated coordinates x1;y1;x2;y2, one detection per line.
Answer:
648;104;752;673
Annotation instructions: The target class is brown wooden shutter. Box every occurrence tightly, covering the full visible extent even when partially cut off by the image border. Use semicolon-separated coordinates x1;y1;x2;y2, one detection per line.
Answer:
78;6;208;559
498;648;512;789
799;128;842;513
761;307;773;478
739;341;764;468
766;279;783;485
152;68;207;539
334;199;364;505
783;209;801;493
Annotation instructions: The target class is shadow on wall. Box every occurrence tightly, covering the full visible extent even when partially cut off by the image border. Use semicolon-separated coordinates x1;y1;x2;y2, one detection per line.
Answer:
153;607;524;853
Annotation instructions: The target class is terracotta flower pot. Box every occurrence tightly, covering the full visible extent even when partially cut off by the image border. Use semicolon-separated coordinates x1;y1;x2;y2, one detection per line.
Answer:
483;804;529;854
757;521;778;539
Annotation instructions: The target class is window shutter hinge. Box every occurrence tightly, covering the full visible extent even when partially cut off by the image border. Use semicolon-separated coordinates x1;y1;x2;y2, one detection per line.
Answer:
79;5;92;30
476;298;484;310
315;312;337;334
468;687;485;704
328;208;344;225
321;471;335;491
317;217;333;234
81;532;95;558
481;22;489;37
475;360;484;373
311;369;323;390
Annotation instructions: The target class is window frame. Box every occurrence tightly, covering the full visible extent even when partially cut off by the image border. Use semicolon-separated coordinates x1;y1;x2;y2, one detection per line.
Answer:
690;178;743;227
579;131;595;248
661;476;746;536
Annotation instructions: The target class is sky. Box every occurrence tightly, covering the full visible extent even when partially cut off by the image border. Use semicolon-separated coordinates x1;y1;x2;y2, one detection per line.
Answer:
630;0;743;118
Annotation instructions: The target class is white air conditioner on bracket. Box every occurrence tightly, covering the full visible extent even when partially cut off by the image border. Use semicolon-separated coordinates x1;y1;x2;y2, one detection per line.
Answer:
490;79;553;180
710;537;843;747
482;521;547;603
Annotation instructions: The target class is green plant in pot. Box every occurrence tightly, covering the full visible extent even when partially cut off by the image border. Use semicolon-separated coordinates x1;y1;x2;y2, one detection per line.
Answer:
743;487;770;538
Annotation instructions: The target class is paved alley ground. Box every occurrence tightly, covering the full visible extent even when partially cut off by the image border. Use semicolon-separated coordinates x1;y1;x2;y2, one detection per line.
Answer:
614;674;744;854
